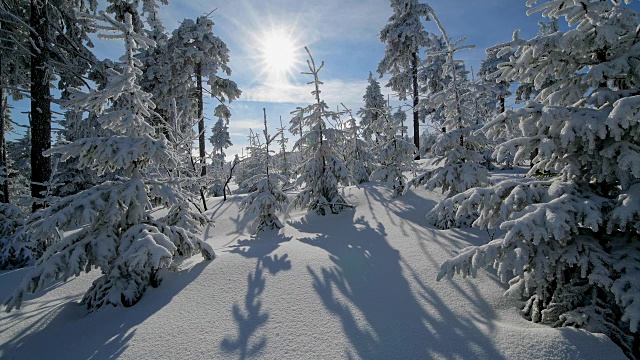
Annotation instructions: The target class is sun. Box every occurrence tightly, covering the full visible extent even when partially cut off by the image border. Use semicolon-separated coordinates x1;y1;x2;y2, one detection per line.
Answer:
260;30;298;78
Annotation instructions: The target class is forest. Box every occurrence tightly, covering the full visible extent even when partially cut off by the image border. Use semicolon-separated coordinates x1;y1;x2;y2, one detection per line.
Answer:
0;0;639;359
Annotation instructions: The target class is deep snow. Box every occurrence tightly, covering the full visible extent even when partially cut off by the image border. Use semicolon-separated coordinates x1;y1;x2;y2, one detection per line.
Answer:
0;170;627;359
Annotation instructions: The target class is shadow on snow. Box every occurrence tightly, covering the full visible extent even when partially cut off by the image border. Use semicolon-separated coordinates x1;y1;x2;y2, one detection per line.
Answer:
289;199;504;359
0;261;210;360
220;230;292;359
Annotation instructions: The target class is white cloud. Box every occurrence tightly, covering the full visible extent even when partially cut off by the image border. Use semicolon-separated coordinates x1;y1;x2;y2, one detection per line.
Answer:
240;78;368;106
231;119;264;130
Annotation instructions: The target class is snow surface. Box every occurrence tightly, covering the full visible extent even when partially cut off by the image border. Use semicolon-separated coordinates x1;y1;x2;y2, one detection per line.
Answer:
0;173;626;359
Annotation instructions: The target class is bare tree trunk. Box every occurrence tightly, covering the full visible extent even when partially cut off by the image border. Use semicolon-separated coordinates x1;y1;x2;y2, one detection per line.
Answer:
189;154;208;211
223;158;242;202
0;55;8;203
196;62;206;177
30;0;51;212
411;51;420;160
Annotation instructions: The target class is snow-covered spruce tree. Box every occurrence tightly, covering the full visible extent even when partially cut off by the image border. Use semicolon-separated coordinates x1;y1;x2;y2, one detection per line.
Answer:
418;34;449;130
289;47;351;216
240;109;289;233
0;202;28;269
210;117;232;168
393;108;409;140
276;116;291;181
432;1;640;356
206;115;232;197
477;47;513;115
358;72;387;144
378;0;433;156
411;11;489;198
0;105;30;269
4;12;214;313
342;105;374;185
166;15;241;179
159;98;210;212
370;108;417;197
512;18;559;105
236;129;264;193
5;130;30;207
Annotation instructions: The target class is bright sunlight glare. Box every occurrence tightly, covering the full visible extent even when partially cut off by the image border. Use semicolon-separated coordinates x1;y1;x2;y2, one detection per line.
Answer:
261;31;297;76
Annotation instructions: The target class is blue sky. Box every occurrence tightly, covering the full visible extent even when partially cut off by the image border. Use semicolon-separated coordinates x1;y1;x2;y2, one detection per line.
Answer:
9;1;638;159
194;0;547;158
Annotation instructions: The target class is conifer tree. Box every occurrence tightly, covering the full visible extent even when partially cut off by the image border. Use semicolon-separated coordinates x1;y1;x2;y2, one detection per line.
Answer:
4;12;213;312
371;109;416;196
166;15;241;178
210;117;232;167
290;47;351;216
343;105;374;184
358;72;387;144
276;116;290;181
240;109;289;233
432;2;640;356
411;11;489;198
378;0;433;157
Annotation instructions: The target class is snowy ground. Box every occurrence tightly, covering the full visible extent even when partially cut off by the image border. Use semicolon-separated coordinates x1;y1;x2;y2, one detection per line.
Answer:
0;168;627;359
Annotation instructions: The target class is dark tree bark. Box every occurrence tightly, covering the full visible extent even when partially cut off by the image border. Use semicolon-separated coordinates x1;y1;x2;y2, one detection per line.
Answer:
196;62;206;177
30;0;51;212
411;51;420;160
0;56;8;203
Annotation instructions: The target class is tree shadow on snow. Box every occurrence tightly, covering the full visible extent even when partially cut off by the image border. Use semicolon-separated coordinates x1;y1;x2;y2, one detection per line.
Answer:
220;232;293;359
227;230;292;262
220;259;270;360
294;213;505;359
0;261;210;360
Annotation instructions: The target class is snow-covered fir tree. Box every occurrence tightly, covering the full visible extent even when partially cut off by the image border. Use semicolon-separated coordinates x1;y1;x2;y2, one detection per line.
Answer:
240;109;289;233
0;202;27;269
343;105;374;184
512;18;559;105
210;117;232;167
393;108;408;140
276;116;291;181
411;11;489;198
477;47;512;115
418;34;448;127
4;12;213;313
431;2;640;356
378;0;433;155
6;130;31;210
165;15;241;179
236;129;265;193
370;108;417;197
358;72;387;144
289;47;351;216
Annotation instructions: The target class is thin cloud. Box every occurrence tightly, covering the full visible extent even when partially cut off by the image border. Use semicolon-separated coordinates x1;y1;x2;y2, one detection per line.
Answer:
241;79;367;106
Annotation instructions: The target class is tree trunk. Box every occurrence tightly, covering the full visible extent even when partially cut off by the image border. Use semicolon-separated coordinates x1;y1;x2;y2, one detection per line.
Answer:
196;62;206;177
30;0;51;212
0;56;8;203
411;51;420;160
499;96;506;114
